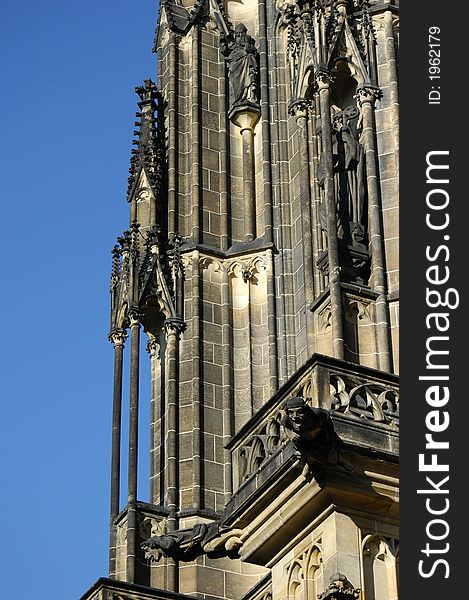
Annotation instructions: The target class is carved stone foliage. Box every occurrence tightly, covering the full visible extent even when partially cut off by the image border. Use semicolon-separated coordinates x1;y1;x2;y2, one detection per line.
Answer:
141;522;243;562
330;373;399;427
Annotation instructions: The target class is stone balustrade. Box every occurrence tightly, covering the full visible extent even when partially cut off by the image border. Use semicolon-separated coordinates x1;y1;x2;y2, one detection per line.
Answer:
227;354;399;491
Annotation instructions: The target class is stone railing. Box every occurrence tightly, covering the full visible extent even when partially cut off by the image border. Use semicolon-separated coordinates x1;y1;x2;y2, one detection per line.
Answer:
227;354;399;491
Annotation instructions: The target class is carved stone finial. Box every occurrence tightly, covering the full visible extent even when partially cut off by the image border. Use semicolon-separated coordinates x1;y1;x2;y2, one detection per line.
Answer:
110;244;123;289
127;79;163;202
145;224;163;254
135;79;158;103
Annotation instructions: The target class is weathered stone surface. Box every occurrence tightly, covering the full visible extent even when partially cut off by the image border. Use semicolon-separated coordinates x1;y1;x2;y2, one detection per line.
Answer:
100;1;400;599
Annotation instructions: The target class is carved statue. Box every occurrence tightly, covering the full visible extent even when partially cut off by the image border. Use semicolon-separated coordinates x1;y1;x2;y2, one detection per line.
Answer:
318;105;367;247
333;105;367;245
221;24;259;108
141;522;243;562
282;397;352;473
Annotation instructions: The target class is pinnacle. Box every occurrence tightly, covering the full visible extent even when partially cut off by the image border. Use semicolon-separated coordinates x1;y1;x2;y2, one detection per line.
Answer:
126;79;163;201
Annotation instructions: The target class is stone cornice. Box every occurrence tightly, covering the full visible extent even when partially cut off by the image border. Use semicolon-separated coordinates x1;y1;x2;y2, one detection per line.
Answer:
79;577;198;600
179;238;277;261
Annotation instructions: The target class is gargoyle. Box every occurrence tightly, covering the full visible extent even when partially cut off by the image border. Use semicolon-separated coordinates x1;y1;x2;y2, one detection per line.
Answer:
282;397;352;474
141;521;243;563
318;573;361;600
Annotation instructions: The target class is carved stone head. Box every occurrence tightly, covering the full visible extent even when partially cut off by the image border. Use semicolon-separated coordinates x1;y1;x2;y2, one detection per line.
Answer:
234;23;248;37
284;396;308;434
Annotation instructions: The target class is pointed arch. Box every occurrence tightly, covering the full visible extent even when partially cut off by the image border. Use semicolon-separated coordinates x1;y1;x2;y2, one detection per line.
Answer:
362;535;399;600
286;560;305;600
304;544;323;600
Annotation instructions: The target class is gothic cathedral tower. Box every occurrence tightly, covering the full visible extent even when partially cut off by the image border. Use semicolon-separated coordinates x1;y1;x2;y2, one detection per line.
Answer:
82;1;399;599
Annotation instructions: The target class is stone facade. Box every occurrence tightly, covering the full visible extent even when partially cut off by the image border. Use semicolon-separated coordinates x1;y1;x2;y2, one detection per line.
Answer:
81;1;399;600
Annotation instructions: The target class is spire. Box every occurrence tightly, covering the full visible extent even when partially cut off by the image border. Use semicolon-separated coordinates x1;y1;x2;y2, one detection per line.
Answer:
127;79;164;202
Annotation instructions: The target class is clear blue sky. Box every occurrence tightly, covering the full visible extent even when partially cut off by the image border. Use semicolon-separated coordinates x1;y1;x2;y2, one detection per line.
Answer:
0;2;157;597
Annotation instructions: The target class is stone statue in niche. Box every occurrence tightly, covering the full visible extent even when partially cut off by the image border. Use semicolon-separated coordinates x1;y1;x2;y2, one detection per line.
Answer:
282;397;352;474
318;105;367;248
220;23;259;109
333;105;367;246
141;521;243;562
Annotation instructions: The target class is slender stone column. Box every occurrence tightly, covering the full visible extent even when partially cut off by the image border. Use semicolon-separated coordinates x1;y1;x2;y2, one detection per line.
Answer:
126;309;142;583
191;25;200;243
219;63;230;252
167;34;178;237
108;328;127;578
273;42;295;377
164;317;185;592
191;253;202;508
258;0;274;242
265;250;279;397
316;72;345;360
241;126;256;241
147;337;161;505
231;109;260;242
384;11;399;178
357;85;392;372
220;262;234;503
291;99;316;355
311;95;326;294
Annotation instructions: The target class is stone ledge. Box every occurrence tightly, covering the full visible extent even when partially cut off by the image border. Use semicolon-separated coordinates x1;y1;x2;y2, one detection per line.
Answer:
80;578;198;600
